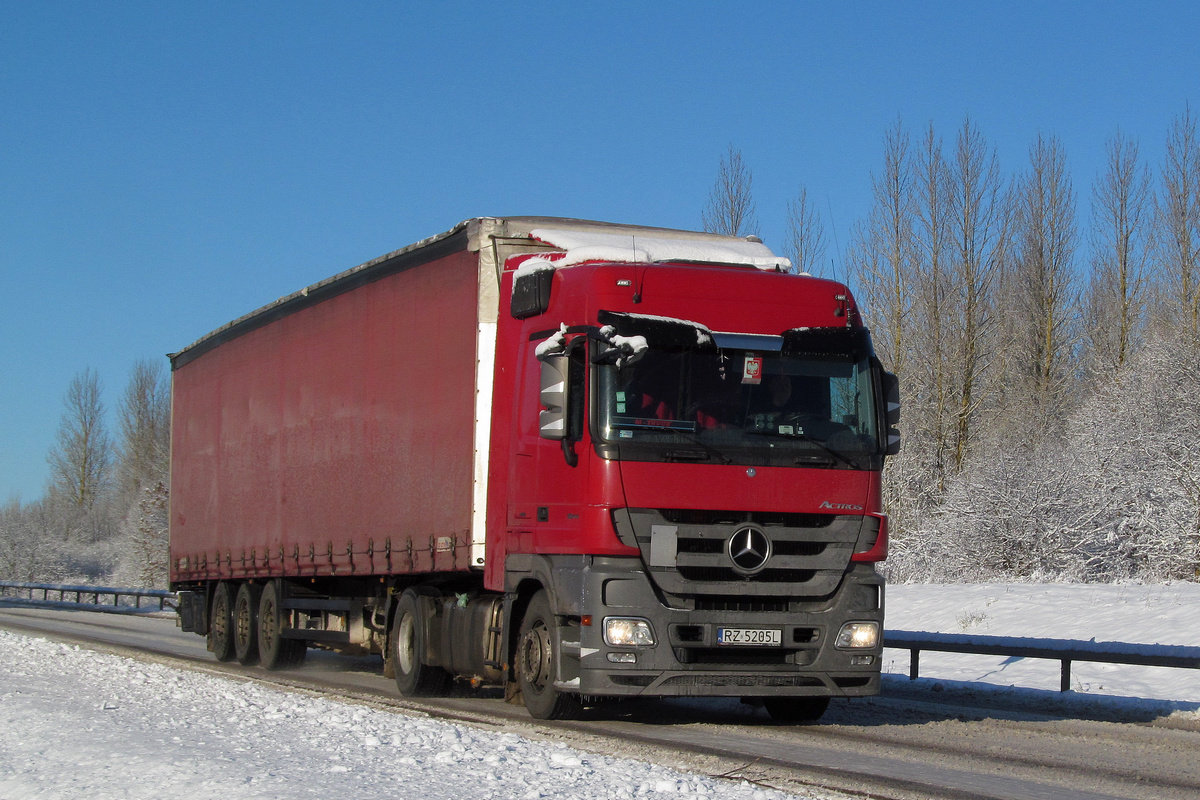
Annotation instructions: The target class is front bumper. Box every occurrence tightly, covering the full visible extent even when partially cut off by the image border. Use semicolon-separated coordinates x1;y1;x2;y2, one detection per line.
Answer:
507;554;884;698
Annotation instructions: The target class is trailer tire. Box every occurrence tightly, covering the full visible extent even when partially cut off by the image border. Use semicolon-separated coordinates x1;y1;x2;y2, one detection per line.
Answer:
762;696;830;723
517;590;582;720
233;582;262;666
257;580;307;670
209;581;236;662
391;589;451;697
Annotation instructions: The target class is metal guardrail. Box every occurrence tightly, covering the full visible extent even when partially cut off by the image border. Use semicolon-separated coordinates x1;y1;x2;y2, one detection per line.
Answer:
885;630;1200;692
0;580;177;613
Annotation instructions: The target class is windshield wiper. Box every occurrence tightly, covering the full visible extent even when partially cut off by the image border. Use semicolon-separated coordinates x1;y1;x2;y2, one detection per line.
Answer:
659;428;733;465
664;449;712;462
745;428;863;469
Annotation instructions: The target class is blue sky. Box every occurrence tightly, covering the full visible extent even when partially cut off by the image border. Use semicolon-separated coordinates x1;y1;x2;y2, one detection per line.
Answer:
2;2;1198;502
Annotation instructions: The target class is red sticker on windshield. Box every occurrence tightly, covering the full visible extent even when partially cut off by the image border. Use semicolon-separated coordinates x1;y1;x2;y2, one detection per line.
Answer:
742;355;763;384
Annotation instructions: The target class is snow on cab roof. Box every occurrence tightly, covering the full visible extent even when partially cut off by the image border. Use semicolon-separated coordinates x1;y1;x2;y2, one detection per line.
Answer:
529;228;792;272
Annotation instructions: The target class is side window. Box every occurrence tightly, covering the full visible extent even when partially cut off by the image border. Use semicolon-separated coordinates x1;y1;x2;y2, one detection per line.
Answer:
829;367;861;428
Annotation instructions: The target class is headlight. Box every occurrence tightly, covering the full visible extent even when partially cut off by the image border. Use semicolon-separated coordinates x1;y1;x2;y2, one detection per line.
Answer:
604;617;656;647
835;621;879;649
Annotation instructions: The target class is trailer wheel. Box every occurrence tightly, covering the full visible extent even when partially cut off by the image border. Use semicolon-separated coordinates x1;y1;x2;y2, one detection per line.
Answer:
391;589;451;697
257;580;307;670
517;590;582;720
209;581;236;662
762;696;830;723
233;582;263;666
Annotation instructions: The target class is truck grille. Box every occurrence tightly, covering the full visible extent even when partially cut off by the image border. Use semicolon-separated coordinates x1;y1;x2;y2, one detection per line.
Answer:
616;508;862;600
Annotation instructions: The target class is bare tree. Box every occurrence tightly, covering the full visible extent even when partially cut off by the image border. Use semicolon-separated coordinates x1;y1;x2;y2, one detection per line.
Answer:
111;359;171;587
910;122;956;494
116;358;170;504
46;368;112;515
1086;131;1153;378
947;116;1009;469
1158;106;1200;339
849;118;916;379
1006;133;1079;419
702;145;759;237
783;185;828;276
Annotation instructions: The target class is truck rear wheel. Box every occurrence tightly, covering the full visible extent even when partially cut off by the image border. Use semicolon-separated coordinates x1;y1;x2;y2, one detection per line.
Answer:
762;696;830;723
209;581;236;662
233;582;262;666
517;590;582;720
391;589;451;697
257;580;307;670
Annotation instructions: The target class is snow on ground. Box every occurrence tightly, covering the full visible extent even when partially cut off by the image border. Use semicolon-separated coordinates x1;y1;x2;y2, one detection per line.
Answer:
3;583;1200;799
0;630;820;800
884;582;1200;703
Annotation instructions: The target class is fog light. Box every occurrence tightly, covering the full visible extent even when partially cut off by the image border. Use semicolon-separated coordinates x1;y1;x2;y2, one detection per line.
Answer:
607;652;637;663
849;655;874;666
835;622;879;649
604;617;656;646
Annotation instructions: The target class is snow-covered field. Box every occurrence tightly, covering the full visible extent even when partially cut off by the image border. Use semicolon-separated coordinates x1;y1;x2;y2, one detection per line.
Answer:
2;583;1199;799
885;582;1200;703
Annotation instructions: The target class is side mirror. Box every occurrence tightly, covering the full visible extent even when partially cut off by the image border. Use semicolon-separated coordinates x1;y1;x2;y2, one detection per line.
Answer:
511;268;554;319
539;354;568;440
882;371;901;456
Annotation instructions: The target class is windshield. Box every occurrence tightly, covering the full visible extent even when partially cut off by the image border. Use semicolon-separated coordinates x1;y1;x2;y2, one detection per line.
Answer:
594;319;881;469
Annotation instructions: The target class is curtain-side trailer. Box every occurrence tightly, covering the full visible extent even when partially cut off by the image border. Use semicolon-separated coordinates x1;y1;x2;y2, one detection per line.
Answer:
170;216;900;721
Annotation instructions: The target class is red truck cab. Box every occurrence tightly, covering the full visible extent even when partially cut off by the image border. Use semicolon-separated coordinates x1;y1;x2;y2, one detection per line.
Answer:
483;232;897;719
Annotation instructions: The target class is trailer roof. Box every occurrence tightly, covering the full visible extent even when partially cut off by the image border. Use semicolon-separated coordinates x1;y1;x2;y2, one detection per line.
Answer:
169;216;786;369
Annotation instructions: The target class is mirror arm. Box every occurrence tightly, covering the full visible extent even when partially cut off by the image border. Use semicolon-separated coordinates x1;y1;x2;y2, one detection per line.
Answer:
561;438;578;468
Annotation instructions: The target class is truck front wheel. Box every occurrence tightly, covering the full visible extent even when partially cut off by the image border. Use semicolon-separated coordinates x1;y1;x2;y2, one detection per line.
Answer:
517;590;582;720
391;589;451;697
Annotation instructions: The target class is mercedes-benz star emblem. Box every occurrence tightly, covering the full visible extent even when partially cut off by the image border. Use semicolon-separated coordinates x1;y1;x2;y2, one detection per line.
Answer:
727;526;772;573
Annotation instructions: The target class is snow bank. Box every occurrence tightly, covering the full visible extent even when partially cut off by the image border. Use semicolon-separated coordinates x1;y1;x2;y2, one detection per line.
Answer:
0;630;808;800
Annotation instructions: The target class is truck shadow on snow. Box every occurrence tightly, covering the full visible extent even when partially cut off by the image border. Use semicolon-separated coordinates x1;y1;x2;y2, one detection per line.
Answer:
530;677;1200;729
203;644;1200;729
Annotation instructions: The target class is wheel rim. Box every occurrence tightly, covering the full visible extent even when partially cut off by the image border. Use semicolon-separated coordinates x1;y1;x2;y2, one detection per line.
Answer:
396;612;416;675
260;595;277;653
213;591;229;641
235;596;251;646
520;619;551;692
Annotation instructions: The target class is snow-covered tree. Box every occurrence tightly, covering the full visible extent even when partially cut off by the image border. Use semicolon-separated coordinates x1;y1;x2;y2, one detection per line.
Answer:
113;481;170;589
116;358;170;505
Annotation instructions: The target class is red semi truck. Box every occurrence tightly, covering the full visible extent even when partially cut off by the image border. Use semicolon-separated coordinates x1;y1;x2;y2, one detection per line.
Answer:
170;216;899;721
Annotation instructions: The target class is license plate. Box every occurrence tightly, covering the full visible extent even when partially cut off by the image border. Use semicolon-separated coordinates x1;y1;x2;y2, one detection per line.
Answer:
717;627;782;646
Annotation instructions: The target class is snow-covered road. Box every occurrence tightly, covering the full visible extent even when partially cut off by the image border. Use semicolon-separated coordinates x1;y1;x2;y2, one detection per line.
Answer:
5;583;1200;800
0;629;831;800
